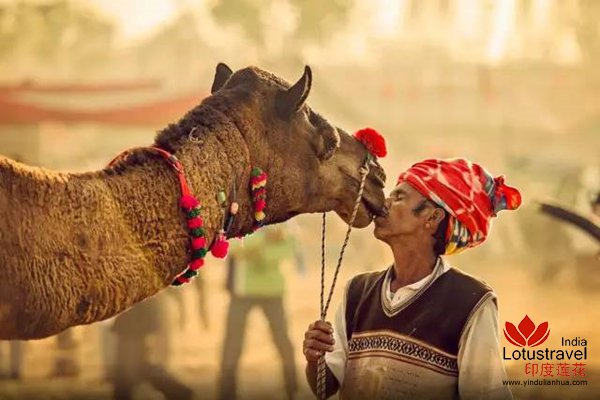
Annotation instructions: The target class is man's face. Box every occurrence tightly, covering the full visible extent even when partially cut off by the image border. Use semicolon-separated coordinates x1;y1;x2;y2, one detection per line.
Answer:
373;182;437;243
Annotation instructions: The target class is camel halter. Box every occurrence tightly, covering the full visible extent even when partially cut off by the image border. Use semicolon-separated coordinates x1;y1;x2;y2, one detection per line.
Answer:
316;154;371;400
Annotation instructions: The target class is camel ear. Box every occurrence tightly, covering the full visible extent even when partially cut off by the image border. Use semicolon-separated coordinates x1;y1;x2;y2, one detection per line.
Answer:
315;125;340;161
211;62;233;93
276;66;312;119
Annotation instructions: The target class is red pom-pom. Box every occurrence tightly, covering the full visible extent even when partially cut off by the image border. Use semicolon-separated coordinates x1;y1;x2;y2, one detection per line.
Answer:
176;276;190;284
180;195;200;210
187;217;203;229
211;234;229;259
253;172;267;182
354;128;387;158
191;236;206;250
189;258;205;271
254;199;266;212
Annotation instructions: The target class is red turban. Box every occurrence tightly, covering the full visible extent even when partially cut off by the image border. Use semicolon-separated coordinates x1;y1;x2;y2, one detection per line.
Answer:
397;158;521;254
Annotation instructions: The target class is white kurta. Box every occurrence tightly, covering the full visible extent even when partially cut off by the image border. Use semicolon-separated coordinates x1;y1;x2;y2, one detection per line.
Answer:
325;258;512;400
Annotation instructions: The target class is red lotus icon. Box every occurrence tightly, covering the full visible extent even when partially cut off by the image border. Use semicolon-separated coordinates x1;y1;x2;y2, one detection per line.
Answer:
504;315;550;347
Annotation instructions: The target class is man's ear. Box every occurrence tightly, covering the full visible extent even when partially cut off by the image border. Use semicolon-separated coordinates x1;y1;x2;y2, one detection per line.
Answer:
429;208;446;230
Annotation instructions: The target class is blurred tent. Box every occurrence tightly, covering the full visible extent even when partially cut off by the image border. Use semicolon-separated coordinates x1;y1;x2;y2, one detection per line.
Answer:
0;80;160;96
0;78;207;126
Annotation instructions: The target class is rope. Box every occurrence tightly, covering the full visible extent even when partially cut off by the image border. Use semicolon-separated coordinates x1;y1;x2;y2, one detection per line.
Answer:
316;159;370;400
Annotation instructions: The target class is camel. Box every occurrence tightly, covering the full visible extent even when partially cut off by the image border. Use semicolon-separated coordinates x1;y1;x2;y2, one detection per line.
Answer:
0;64;387;340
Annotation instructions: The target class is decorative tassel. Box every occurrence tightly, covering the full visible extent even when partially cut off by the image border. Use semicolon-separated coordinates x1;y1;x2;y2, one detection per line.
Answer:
211;230;229;258
255;211;266;221
187;217;203;229
180;195;200;210
254;199;266;212
192;248;208;259
191;227;205;237
187;208;201;218
189;258;205;271
173;276;190;286
191;236;206;250
182;269;198;279
250;167;268;232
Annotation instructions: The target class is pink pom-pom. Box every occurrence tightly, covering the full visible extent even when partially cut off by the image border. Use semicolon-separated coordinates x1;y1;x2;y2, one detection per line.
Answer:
180;195;200;210
187;217;203;229
254;199;266;212
189;258;205;271
210;234;229;259
191;236;206;250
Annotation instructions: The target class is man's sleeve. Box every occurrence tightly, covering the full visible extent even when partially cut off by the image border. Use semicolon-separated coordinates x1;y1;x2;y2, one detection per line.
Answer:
325;282;350;387
458;296;513;400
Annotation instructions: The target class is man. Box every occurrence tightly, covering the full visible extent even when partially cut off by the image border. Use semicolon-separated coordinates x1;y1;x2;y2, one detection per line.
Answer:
111;294;193;400
303;158;521;399
0;341;23;381
218;225;305;400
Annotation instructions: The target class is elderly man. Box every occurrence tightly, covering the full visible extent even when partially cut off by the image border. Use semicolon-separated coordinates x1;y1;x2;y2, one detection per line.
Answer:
303;158;521;399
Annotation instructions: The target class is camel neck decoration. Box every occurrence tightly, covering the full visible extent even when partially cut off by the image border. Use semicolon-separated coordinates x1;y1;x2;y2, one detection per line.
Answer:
108;146;212;286
250;167;267;232
108;147;270;286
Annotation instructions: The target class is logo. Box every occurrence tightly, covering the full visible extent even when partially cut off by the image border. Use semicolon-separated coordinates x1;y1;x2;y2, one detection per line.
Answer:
504;315;550;348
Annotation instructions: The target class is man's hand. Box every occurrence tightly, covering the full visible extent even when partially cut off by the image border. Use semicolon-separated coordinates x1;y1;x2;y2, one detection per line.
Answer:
303;320;335;363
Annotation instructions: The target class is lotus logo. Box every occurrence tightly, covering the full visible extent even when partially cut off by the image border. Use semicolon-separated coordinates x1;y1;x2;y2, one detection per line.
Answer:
504;315;550;348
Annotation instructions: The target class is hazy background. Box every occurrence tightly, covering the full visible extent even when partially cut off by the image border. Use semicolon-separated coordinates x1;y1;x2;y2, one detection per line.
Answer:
0;0;599;399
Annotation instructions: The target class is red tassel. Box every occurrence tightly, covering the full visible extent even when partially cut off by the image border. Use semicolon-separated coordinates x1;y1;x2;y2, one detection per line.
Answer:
176;276;190;284
191;236;206;250
354;128;387;158
189;258;205;271
180;195;200;210
211;232;229;258
255;199;266;212
187;217;203;229
251;174;267;185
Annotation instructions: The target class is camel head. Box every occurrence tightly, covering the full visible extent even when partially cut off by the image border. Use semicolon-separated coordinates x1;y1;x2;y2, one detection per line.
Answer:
192;63;386;228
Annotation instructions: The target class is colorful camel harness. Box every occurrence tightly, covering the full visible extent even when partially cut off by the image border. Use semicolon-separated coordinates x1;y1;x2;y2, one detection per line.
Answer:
107;146;267;286
107;128;386;291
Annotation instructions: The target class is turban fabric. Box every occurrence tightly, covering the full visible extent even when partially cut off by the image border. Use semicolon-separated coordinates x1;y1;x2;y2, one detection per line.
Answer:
397;158;521;255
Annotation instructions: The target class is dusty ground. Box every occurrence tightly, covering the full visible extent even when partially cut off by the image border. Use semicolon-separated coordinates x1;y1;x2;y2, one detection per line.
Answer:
1;217;599;400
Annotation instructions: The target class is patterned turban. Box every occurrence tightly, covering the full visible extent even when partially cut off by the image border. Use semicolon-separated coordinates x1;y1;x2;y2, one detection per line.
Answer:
397;158;521;255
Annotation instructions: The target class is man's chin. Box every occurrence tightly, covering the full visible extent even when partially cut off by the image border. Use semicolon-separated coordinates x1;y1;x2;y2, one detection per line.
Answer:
373;225;385;241
374;215;387;228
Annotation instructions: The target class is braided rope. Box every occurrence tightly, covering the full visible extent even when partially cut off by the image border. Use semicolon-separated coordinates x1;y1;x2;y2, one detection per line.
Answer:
317;159;370;399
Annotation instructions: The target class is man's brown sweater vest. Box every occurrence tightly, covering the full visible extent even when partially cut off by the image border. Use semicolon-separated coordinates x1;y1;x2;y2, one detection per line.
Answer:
340;265;494;400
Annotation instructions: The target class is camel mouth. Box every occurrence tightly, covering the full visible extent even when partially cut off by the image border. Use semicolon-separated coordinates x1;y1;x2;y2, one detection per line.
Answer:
337;198;380;228
362;195;385;217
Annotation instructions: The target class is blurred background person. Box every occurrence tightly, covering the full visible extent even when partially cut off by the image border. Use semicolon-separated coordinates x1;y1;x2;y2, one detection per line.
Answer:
50;329;80;378
218;225;305;400
111;293;193;400
0;341;24;381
